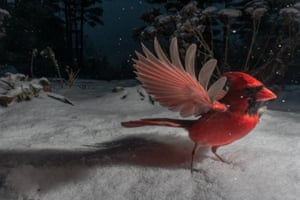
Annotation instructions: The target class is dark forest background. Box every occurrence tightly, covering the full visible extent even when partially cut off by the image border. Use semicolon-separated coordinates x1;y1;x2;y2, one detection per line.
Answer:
0;0;104;79
0;0;299;84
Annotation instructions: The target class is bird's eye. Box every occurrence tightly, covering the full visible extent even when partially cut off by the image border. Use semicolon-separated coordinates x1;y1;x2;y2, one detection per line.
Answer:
244;85;263;97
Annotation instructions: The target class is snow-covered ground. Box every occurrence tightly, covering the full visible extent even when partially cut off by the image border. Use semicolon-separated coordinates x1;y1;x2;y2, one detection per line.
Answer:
0;79;299;200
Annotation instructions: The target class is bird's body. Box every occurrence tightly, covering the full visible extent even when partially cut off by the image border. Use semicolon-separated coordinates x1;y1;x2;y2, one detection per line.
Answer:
189;110;259;147
121;37;277;171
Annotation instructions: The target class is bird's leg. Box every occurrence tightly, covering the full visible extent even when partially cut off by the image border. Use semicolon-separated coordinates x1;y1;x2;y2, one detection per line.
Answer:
211;146;225;162
191;142;200;173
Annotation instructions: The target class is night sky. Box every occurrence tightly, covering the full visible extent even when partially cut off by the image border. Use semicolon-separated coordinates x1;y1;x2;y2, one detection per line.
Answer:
85;0;163;68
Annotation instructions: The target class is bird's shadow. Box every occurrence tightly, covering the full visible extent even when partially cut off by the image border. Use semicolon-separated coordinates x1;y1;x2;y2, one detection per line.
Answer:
0;133;208;169
0;133;208;194
85;133;208;168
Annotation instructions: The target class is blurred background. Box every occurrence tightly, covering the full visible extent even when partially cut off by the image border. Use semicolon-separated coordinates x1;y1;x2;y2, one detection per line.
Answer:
0;0;299;84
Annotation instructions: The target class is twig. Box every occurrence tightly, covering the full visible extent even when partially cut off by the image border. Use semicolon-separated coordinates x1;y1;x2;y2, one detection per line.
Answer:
66;66;80;88
41;47;64;88
223;22;230;71
244;19;261;71
47;92;74;106
30;49;38;78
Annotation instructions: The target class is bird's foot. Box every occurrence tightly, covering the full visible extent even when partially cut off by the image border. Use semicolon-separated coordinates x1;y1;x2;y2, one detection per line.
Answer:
214;152;226;163
211;146;230;164
190;168;201;174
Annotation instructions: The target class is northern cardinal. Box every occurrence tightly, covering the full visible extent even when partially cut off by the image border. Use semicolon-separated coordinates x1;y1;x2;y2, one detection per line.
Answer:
121;37;277;171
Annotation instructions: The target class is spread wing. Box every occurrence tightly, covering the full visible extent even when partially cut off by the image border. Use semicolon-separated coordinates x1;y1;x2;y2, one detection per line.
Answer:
134;37;227;117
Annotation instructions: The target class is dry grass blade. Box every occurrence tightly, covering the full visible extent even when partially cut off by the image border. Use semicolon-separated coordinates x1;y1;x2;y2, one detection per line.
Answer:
66;66;80;88
207;77;227;102
169;37;184;70
198;59;217;90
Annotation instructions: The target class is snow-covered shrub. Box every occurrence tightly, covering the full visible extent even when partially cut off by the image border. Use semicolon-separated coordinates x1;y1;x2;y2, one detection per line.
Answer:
0;73;52;107
135;0;300;84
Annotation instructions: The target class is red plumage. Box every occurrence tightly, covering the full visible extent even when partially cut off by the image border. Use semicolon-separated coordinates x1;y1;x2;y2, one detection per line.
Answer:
121;37;277;171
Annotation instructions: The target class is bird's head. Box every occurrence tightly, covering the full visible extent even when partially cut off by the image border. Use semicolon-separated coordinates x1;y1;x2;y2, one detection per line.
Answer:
222;72;277;114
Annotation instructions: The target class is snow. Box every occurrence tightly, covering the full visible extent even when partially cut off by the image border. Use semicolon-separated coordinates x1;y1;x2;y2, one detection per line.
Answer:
279;8;299;16
251;8;268;19
0;79;299;200
0;8;9;16
218;9;242;18
202;6;217;15
294;2;300;9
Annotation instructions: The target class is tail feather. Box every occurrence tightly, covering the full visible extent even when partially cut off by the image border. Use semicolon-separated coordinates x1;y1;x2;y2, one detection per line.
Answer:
121;118;195;129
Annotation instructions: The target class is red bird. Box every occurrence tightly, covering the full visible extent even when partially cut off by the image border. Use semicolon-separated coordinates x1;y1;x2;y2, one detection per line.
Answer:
121;37;277;171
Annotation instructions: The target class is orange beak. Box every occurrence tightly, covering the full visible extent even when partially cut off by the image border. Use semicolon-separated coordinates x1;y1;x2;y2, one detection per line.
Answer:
256;87;277;101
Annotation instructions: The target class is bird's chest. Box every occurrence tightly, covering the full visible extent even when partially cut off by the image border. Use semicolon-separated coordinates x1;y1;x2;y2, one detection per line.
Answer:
189;111;259;146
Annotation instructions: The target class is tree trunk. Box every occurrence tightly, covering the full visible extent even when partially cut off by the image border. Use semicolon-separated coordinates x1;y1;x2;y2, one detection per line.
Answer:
79;0;84;68
70;0;79;68
64;0;73;65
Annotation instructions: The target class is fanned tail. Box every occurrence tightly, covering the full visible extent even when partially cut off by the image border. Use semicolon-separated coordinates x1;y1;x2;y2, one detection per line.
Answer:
121;118;195;129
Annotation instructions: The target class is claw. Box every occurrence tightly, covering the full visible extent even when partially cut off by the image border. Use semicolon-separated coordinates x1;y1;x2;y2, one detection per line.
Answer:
211;146;225;162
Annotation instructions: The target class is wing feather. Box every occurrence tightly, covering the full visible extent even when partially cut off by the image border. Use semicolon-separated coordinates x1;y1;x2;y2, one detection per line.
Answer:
134;37;227;117
154;37;172;66
141;44;158;63
185;44;197;79
208;77;227;102
198;59;217;90
169;37;184;70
